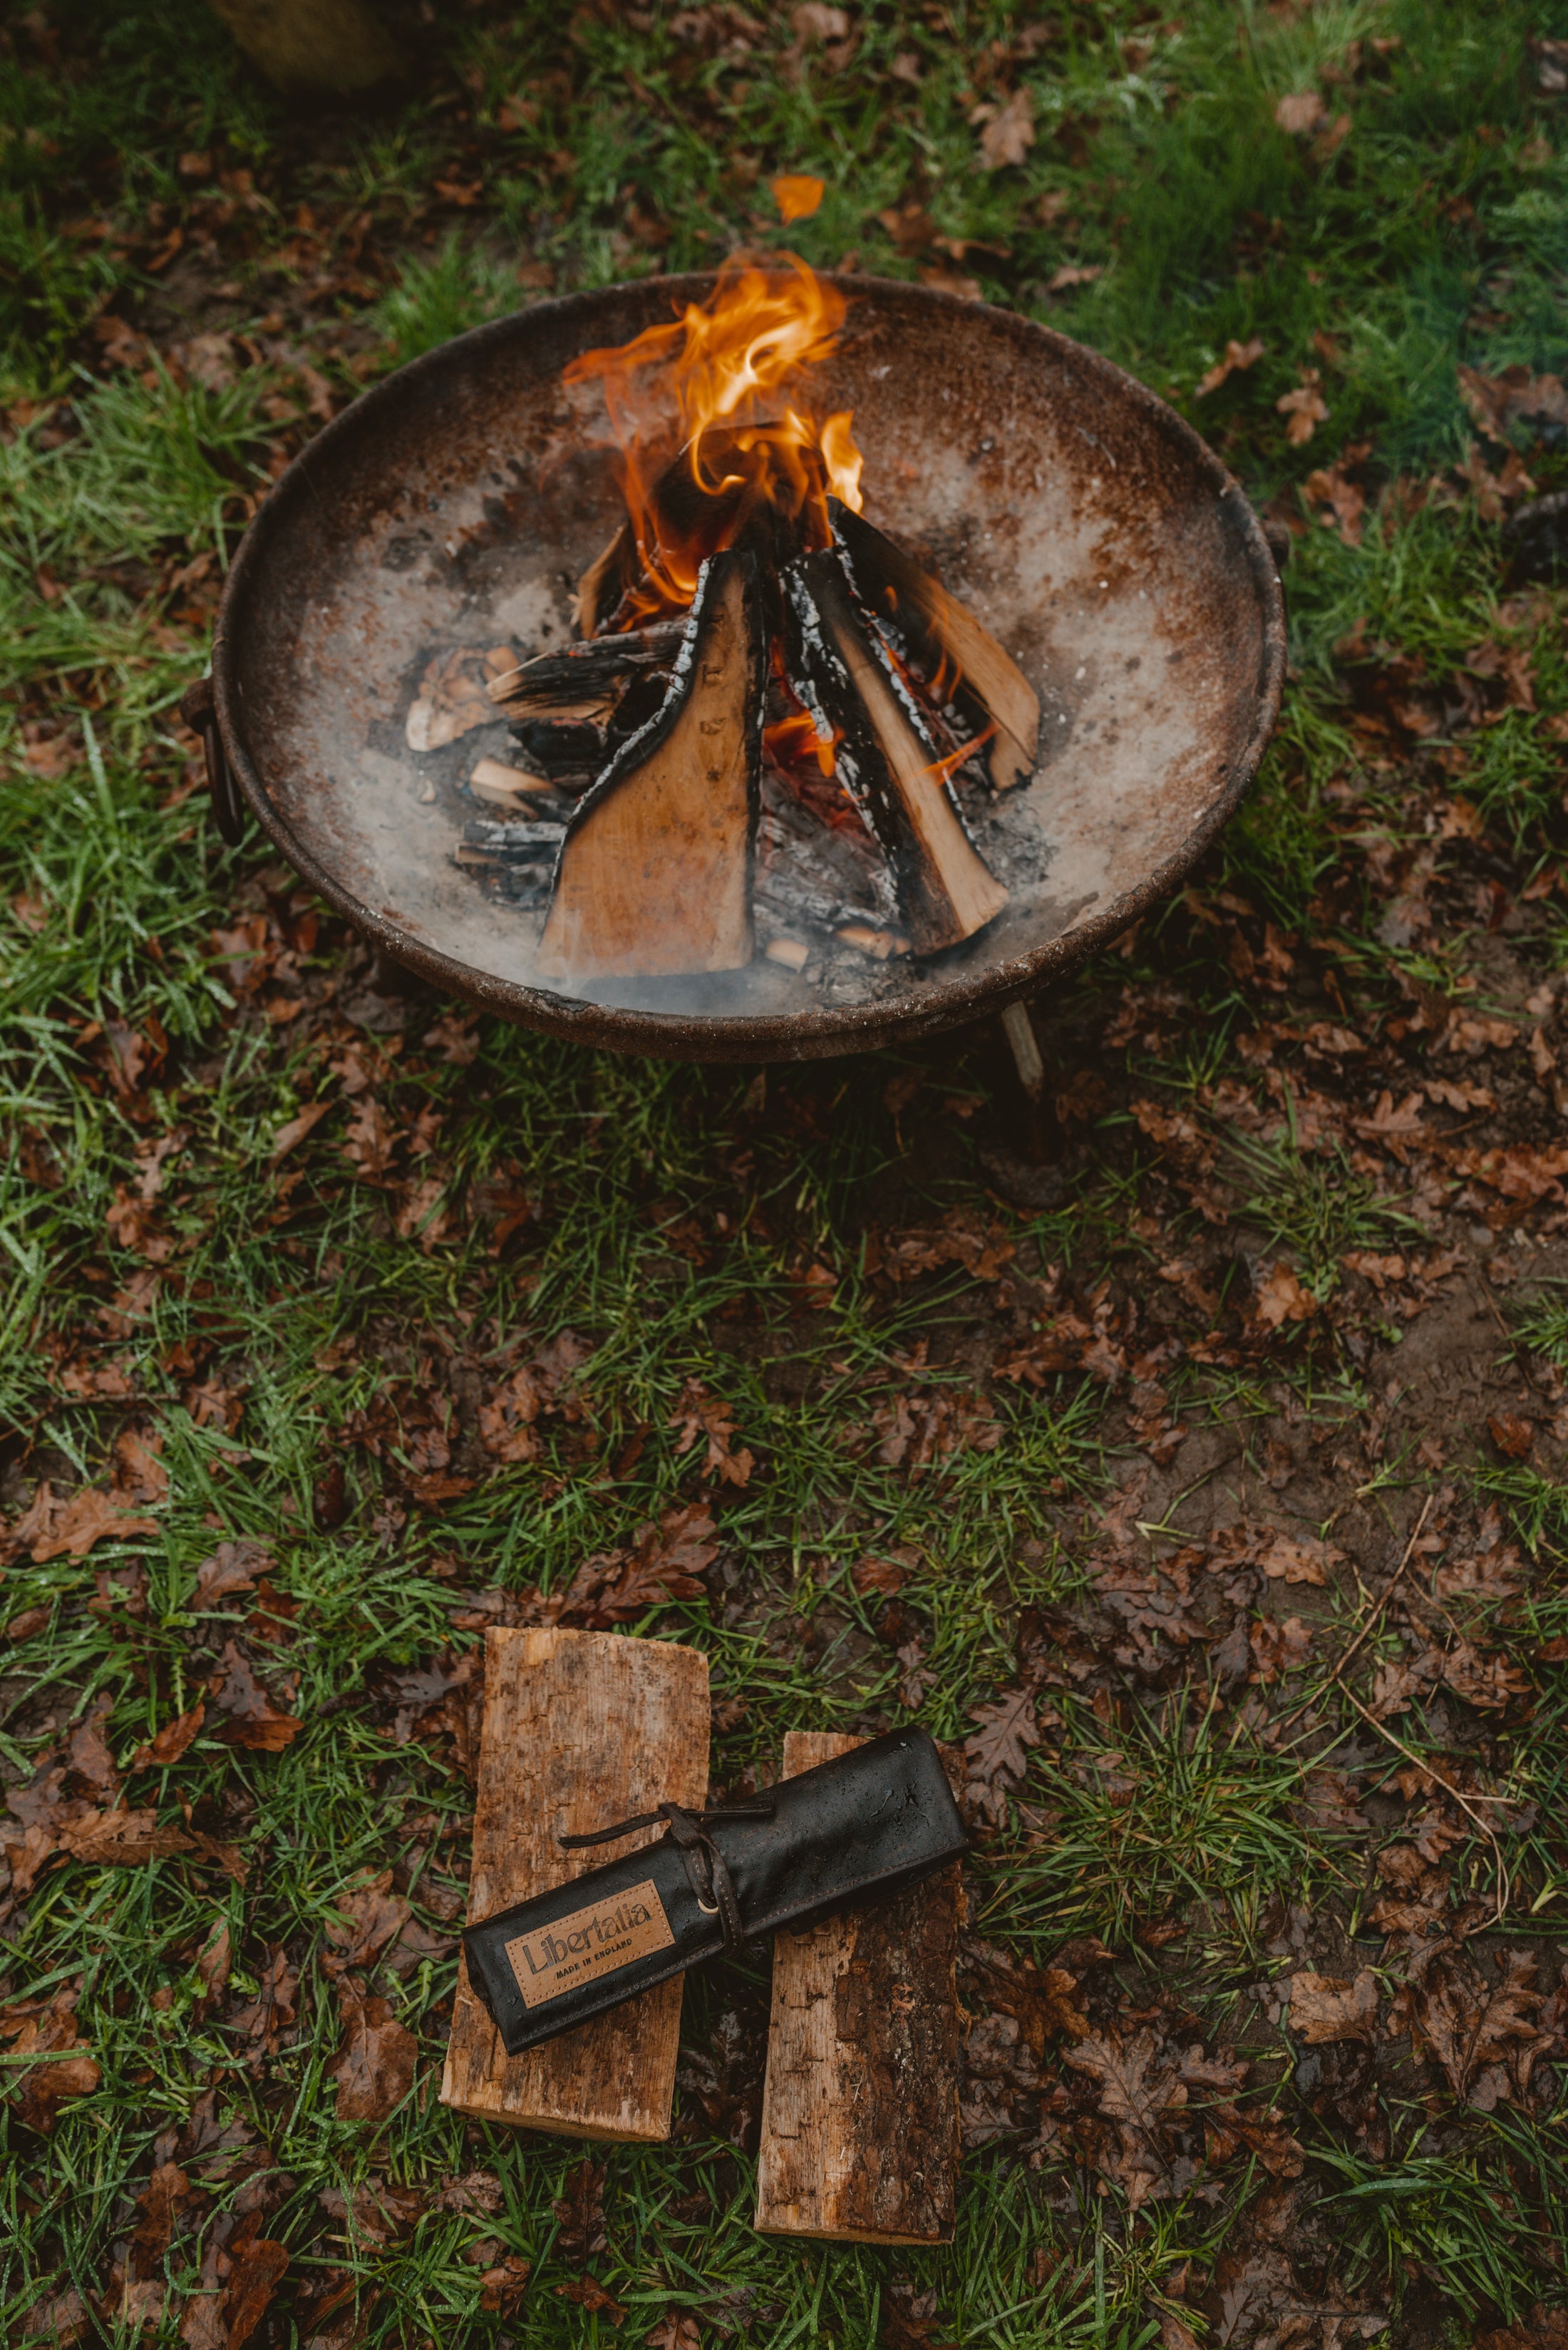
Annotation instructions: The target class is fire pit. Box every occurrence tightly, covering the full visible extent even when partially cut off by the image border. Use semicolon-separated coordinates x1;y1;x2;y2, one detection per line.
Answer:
199;269;1284;1063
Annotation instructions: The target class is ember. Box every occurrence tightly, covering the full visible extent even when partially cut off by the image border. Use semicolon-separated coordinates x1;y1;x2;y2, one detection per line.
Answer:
459;254;1040;982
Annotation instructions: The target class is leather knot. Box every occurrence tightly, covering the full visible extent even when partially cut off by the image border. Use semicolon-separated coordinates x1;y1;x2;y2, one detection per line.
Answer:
559;1795;775;1955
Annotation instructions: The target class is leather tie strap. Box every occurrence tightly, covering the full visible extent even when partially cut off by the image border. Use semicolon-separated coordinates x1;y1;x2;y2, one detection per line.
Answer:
559;1797;775;1956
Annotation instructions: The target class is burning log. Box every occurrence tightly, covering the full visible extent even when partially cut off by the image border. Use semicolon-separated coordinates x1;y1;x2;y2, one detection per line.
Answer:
575;521;640;639
536;547;765;981
785;550;1007;956
486;620;686;717
831;501;1041;793
423;261;1033;982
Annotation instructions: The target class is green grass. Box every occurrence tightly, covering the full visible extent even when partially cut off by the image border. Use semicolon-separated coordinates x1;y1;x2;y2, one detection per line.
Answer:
3;1;1568;2344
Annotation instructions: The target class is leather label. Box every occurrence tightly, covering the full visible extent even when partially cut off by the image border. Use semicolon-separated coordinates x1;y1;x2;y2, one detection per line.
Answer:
505;1877;675;2009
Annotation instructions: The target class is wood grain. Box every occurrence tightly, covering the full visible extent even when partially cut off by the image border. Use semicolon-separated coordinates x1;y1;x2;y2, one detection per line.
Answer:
830;615;1009;947
440;1627;708;2143
753;1731;962;2245
537;553;760;981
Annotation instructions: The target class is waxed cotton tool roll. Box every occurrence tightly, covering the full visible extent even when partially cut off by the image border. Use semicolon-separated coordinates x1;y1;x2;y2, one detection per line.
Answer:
463;1726;968;2057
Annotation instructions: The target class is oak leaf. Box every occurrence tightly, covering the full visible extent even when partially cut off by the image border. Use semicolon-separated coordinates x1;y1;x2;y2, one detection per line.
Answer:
557;2277;626;2324
1203;2101;1305;2176
131;1700;205;1772
209;1642;300;1751
227;1944;297;2052
331;1981;418;2123
30;1486;159;1562
479;2255;533;2314
1403;1942;1554;2110
192;1540;272;1613
559;1505;717;1627
322;1870;413;1978
667;1379;753;1488
67;1694;120;1797
964;1687;1040;1783
1288;1969;1379;2044
1197;336;1266;398
1276;374;1329;446
979;86;1034;170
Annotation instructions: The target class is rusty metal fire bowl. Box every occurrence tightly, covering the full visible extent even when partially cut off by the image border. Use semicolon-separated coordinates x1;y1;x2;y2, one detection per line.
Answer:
210;274;1286;1063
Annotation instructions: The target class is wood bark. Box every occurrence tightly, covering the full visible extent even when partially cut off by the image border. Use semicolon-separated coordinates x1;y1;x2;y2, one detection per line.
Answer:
832;500;1041;793
788;552;1007;955
440;1627;708;2143
204;0;404;93
537;548;763;981
753;1731;962;2245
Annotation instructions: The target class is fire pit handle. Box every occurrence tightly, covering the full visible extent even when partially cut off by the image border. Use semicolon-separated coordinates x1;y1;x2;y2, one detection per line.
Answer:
179;675;249;848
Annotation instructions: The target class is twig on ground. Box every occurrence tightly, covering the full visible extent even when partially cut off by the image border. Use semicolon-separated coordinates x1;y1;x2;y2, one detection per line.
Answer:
1276;1495;1433;1737
1332;1674;1512;1925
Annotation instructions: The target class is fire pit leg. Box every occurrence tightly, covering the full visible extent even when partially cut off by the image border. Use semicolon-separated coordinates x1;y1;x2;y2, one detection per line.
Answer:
992;997;1066;1170
999;1001;1044;1103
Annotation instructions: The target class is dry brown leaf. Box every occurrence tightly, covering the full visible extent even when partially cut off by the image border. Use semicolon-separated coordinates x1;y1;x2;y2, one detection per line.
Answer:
1253;1262;1316;1328
480;2256;534;2314
1062;2029;1185;2208
1197;336;1266;397
30;1486;159;1562
1403;1942;1554;2110
191;1540;272;1613
67;1694;120;1797
130;1700;206;1773
1275;89;1326;133
209;1643;301;1751
1257;1533;1342;1585
1288;1969;1380;2044
228;1944;297;2053
1;1987;100;2132
195;1920;232;2006
1203;2101;1305;2176
1276;373;1329;445
554;2158;609;2263
559;1504;717;1627
113;1427;169;1502
269;1100;333;1165
979;86;1034;170
331;1981;418;2123
964;1687;1041;1783
646;2316;702;2350
666;1379;753;1488
770;172;824;222
322;1870;412;1978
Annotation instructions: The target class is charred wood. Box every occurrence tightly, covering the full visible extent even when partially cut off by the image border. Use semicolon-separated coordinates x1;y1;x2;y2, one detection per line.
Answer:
830;500;1040;793
487;621;686;713
784;550;1007;955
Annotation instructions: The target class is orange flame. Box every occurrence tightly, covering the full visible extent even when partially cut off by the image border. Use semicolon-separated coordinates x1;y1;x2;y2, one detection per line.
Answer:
763;709;842;778
564;253;865;622
919;722;996;790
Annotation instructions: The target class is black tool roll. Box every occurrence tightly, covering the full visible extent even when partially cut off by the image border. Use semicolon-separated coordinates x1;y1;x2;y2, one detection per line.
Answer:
463;1725;968;2057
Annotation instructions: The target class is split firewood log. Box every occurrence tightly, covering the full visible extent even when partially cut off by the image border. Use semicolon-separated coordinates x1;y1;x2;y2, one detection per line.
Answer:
536;547;765;981
830;500;1040;793
784;550;1007;956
